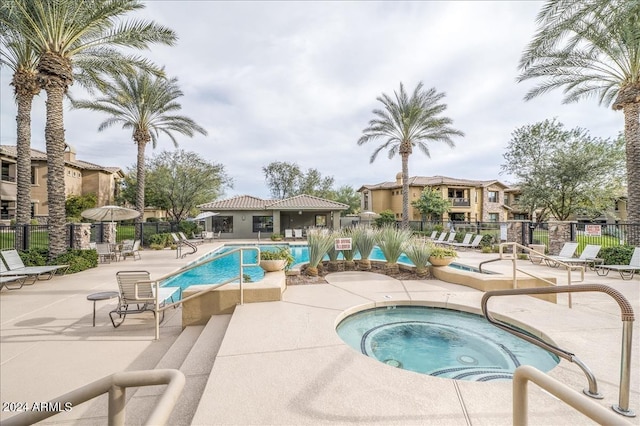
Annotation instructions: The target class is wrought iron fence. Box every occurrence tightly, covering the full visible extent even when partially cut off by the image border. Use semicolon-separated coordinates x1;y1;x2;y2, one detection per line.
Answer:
571;222;640;248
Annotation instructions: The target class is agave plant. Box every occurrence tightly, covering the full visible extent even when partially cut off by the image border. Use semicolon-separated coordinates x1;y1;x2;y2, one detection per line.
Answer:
377;226;413;275
305;230;335;276
340;228;359;271
326;243;342;272
403;238;434;278
352;225;379;270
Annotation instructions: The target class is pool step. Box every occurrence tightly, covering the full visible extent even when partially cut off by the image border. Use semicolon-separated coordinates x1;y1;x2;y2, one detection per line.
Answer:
430;365;514;382
123;314;231;425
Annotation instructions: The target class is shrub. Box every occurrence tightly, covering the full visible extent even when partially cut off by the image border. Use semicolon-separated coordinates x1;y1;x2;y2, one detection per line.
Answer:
480;234;494;248
374;210;396;227
148;233;173;247
260;247;295;269
52;249;98;273
429;246;458;258
599;245;635;265
270;233;283;241
19;249;48;266
149;243;165;250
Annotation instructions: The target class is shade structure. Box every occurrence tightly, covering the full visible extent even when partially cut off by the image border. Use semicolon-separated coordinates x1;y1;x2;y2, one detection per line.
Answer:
81;205;140;222
187;211;219;222
360;211;379;218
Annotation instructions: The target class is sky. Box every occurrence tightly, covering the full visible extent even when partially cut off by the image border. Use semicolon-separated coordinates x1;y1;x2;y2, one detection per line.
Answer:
0;1;624;200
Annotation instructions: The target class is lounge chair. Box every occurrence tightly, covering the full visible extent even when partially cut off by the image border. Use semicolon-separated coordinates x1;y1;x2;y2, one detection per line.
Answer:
444;233;472;247
294;229;303;239
595;247;640;280
119;240;141;261
96;243;117;263
172;233;197;258
433;232;447;243
426;231;438;240
109;271;180;328
544;242;579;267
0;261;27;290
451;234;483;250
0;249;69;281
284;229;294;240
551;244;602;269
179;231;203;245
440;232;456;245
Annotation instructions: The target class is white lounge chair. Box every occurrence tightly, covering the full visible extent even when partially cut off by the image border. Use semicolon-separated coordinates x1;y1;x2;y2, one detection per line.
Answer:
120;240;141;261
96;243;117;263
544;242;579;267
451;234;483;250
109;271;180;328
595;247;640;280
0;261;27;290
0;249;69;281
444;233;472;247
294;229;303;239
285;229;294;240
551;244;601;269
433;232;447;243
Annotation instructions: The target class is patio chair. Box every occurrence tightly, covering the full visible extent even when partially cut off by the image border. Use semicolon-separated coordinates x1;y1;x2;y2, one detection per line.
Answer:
96;243;117;263
109;271;181;328
433;232;447;243
119;240;141;261
444;233;472;247
0;249;69;280
0;260;27;290
551;244;602;269
426;231;438;240
179;231;203;245
451;234;483;250
284;229;294;240
294;229;303;239
439;232;456;245
544;242;579;267
595;247;640;280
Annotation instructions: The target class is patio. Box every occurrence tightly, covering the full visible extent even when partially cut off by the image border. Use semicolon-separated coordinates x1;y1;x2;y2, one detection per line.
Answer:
0;242;638;424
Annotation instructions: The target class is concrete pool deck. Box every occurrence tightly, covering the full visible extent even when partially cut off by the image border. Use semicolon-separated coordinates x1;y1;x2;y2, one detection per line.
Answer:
1;242;639;425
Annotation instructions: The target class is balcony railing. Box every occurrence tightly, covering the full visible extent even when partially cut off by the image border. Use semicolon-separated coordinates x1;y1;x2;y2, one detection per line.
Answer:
449;197;470;206
1;174;16;182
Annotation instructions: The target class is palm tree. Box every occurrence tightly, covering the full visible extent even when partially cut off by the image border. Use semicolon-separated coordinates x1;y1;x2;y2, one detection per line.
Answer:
0;30;39;228
71;71;207;231
357;82;464;229
0;0;176;259
518;0;640;243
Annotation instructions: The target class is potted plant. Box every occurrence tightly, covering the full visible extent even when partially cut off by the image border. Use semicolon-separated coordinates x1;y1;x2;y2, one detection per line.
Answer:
270;233;283;241
428;246;458;266
259;247;294;272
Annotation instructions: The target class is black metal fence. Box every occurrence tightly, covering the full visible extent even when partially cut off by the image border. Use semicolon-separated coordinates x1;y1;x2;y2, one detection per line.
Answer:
570;222;640;248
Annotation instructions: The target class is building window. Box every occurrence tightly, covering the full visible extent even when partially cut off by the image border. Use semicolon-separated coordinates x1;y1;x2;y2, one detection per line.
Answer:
489;213;499;222
1;201;9;219
252;216;273;232
31;167;37;185
212;216;233;233
488;191;499;203
514;214;527;220
363;191;369;210
315;215;326;227
31;203;36;217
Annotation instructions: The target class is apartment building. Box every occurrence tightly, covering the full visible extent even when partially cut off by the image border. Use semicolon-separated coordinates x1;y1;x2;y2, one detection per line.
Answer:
0;144;123;223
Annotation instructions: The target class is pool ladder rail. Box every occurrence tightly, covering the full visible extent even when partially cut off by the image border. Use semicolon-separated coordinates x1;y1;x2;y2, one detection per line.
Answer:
482;284;635;418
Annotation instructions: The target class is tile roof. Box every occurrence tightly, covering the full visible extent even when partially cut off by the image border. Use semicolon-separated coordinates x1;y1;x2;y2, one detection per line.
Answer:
199;194;348;211
0;145;122;174
359;175;509;191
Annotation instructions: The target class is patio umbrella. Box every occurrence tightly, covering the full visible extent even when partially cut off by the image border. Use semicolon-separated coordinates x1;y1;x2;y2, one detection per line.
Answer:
81;205;140;223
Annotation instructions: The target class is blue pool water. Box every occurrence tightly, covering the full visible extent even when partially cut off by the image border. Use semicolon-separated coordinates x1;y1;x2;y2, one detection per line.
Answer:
161;244;492;294
336;306;559;381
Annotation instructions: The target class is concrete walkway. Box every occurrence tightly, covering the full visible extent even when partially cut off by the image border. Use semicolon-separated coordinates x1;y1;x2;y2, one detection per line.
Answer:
1;244;639;425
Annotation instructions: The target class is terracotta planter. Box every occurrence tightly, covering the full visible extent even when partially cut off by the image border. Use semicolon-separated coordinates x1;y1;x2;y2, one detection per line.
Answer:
429;256;454;267
259;259;287;272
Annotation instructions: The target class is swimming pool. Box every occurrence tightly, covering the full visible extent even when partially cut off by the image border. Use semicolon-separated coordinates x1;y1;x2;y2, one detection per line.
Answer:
336;306;559;381
161;244;492;294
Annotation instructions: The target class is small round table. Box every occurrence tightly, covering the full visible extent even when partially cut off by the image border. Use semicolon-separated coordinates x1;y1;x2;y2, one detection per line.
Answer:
87;291;119;327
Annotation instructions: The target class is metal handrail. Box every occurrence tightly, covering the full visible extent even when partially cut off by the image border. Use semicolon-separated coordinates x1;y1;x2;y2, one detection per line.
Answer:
148;246;261;340
482;284;635;417
513;365;633;425
2;369;185;426
479;242;585;308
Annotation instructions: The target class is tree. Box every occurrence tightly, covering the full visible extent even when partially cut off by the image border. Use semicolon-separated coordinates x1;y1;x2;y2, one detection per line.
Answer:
411;188;452;221
518;0;640;241
329;185;360;215
0;30;39;226
65;193;97;222
263;162;302;199
72;71;207;233
357;82;463;229
262;161;334;199
0;0;176;258
501;119;625;221
145;150;231;222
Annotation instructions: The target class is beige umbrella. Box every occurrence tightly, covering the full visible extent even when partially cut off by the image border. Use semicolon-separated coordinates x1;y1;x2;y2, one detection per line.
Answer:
81;205;140;223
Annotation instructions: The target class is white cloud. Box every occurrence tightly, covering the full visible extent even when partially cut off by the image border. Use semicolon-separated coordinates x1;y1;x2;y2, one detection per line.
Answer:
0;1;625;200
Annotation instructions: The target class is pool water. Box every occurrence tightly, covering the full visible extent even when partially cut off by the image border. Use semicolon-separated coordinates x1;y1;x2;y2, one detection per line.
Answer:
161;244;494;295
336;306;559;381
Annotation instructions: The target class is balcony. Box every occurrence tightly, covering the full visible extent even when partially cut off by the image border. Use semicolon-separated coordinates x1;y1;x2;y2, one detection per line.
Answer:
449;197;470;207
1;174;16;182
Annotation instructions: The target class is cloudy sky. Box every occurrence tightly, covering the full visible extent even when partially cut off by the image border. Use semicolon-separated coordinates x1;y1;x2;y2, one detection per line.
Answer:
0;1;623;200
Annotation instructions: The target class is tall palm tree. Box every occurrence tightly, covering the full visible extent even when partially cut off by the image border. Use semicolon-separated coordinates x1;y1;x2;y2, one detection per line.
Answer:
71;71;207;231
0;0;176;259
518;0;640;243
357;82;464;228
0;30;39;227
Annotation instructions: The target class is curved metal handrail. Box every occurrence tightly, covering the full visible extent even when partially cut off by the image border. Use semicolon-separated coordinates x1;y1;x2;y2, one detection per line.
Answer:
481;284;635;417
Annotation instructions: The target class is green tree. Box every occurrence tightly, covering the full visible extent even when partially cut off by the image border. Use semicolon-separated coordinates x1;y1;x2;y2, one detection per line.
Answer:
145;150;232;222
65;193;97;221
297;168;334;199
501;119;625;221
0;0;176;258
263;161;302;199
72;71;207;233
518;0;640;241
374;210;397;227
411;188;452;221
357;82;464;229
329;185;360;215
